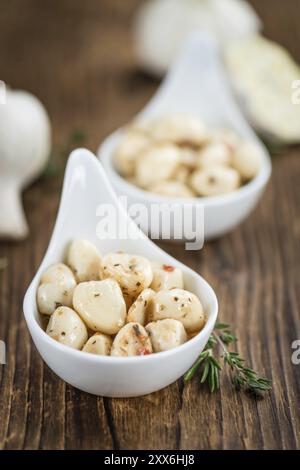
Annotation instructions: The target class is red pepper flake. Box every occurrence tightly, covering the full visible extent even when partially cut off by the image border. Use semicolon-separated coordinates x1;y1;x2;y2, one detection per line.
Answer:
162;265;175;272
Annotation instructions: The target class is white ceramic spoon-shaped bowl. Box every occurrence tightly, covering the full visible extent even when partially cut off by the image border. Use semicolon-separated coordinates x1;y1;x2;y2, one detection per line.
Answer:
98;33;271;240
23;149;218;397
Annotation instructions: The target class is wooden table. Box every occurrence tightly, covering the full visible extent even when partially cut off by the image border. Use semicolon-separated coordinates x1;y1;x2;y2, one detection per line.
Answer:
0;0;300;450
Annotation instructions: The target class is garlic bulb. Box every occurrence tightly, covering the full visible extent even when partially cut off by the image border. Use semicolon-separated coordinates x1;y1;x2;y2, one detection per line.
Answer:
134;0;261;76
0;88;51;239
225;35;300;143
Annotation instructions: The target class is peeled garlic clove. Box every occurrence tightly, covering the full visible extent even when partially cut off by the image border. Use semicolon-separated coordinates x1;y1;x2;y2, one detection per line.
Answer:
151;288;205;333
114;130;149;177
174;165;191;184
73;279;126;334
46;306;88;349
135;144;180;188
101;253;153;297
0;88;51;240
190;166;240;196
146;319;187;352
150;263;184;292
231;142;261;180
126;288;155;325
67;239;101;282
197;142;231;168
37;283;74;315
111;322;152;357
40;263;76;288
149;114;207;146
82;333;112;356
149;180;195;198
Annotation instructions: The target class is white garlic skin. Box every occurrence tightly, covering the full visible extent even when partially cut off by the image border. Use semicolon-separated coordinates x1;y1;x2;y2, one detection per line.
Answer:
135;144;180;188
73;279;126;334
150;263;184;292
190;166;240;197
197;142;231;169
82;333;112;356
101;253;153;297
126;288;155;326
111;322;153;357
67;239;101;282
232;142;261;180
151;288;205;333
46;306;88;350
146;319;187;352
37;263;76;315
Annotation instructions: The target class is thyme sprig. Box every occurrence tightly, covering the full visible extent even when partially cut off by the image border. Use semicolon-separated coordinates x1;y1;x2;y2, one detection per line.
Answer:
184;323;271;397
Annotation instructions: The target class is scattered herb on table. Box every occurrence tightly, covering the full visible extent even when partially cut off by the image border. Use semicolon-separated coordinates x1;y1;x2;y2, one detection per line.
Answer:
42;129;88;180
184;323;271;398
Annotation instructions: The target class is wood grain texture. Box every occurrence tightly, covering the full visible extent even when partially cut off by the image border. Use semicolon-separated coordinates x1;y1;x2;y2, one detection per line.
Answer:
0;0;300;450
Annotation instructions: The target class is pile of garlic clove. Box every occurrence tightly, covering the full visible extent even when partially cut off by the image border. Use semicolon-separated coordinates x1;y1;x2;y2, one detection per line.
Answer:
114;114;262;198
37;239;206;356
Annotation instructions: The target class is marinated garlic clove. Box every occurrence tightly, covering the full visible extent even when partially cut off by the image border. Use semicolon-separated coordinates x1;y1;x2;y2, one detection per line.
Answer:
231;142;261;180
111;322;152;357
37;282;74;315
126;288;155;325
114;131;149;177
73;279;126;334
135;144;180;188
40;263;76;288
149;114;207;146
150;263;184;292
148;180;195;198
101;253;153;297
146;319;187;352
197;142;231;169
190;166;240;197
46;306;88;349
178;148;198;170
82;332;112;356
151;288;205;332
123;292;137;311
67;239;101;282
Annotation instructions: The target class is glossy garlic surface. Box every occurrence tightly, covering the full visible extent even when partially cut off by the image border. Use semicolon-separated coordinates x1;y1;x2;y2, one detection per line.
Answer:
114;114;262;198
